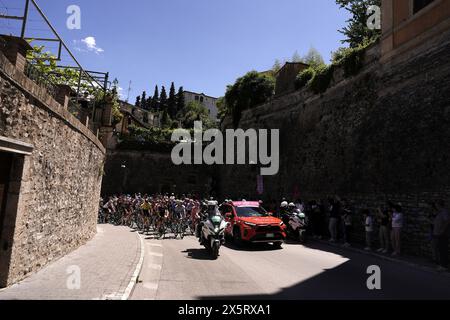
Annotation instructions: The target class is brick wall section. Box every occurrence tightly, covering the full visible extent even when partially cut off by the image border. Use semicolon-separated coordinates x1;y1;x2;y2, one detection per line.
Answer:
218;30;450;258
0;51;105;286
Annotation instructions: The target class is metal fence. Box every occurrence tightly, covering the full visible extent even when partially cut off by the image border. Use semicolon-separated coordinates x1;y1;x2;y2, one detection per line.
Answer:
0;0;110;135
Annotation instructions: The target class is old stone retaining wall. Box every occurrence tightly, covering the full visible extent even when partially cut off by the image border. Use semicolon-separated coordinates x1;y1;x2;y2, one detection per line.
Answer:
102;148;216;198
218;29;450;257
0;51;105;287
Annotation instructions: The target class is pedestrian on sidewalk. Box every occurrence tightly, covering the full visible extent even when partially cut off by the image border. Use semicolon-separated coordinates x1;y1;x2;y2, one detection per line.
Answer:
377;207;391;254
432;200;450;271
391;203;404;256
364;209;374;251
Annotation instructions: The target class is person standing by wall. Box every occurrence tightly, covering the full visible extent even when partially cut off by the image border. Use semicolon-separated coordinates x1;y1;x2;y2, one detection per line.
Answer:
433;200;450;271
328;198;340;243
364;209;374;251
391;204;404;257
377;207;391;254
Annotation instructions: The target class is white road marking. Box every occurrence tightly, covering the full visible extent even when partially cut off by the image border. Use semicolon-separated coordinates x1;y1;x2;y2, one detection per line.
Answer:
147;251;163;257
148;264;162;270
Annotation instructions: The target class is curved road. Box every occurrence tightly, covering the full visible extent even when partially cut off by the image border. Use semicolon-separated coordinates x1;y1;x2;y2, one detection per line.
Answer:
131;232;450;300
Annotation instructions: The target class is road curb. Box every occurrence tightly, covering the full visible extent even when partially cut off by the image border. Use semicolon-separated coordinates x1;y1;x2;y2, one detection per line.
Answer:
121;230;145;300
314;239;450;278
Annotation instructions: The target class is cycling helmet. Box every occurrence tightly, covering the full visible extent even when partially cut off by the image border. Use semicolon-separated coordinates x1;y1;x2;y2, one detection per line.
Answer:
289;202;296;208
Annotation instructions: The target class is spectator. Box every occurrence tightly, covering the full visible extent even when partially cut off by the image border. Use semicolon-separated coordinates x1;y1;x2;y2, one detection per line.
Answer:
391;204;404;256
364;209;374;251
432;200;449;271
377;207;391;254
342;205;352;247
328;197;341;242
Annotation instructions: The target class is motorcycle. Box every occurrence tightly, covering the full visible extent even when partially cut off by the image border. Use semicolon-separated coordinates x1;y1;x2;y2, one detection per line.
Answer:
199;213;228;259
286;210;308;243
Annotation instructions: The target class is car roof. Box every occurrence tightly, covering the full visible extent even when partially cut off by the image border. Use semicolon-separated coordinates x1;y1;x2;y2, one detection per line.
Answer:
230;201;260;207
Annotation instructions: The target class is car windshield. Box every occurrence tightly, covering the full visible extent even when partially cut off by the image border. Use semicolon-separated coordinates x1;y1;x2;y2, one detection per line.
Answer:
235;206;268;218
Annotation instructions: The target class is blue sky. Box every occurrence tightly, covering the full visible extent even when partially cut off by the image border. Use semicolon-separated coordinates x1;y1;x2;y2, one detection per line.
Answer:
1;0;350;100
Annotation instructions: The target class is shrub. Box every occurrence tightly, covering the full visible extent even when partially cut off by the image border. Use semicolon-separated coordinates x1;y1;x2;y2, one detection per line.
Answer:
308;64;335;94
295;67;315;90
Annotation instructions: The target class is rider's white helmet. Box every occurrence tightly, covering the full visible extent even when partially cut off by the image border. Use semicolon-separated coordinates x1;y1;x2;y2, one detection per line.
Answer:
289;202;296;208
281;201;288;208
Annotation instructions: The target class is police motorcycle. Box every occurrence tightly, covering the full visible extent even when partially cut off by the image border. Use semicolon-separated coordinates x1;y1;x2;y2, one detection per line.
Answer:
196;200;228;259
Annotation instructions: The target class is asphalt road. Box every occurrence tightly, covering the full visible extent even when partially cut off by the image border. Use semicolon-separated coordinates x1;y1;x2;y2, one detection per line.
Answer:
131;232;450;300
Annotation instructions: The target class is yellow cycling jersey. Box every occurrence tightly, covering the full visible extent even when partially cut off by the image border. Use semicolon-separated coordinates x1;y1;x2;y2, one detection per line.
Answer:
141;202;151;210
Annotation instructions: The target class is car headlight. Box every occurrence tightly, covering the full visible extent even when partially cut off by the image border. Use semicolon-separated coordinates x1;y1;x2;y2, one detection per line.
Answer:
214;227;219;233
244;222;257;227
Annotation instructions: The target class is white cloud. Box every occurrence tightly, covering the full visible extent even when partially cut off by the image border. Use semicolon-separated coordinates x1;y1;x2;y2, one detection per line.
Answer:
75;36;104;54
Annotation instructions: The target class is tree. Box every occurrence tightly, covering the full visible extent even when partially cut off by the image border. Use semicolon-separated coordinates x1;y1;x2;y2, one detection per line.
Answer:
135;96;141;108
176;86;185;115
336;0;381;48
159;86;168;112
224;71;275;128
302;47;325;67
216;96;228;122
151;85;160;111
141;91;147;109
292;51;302;63
160;109;171;128
179;101;215;129
168;82;177;119
272;59;283;73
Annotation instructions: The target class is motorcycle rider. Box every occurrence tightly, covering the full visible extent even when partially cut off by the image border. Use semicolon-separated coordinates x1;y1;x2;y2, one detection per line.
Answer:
196;200;220;242
279;201;290;222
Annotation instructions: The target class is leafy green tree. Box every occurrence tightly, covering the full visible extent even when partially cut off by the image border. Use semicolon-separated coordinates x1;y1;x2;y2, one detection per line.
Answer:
216;96;228;122
272;59;283;73
336;0;381;48
168;82;177;119
161;109;171;128
224;71;275;128
302;47;325;67
159;86;168;112
292;51;302;63
179;101;215;129
151;85;160;111
176;86;185;115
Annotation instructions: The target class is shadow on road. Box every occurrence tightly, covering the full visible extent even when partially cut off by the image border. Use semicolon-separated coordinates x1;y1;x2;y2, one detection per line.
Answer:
223;241;283;252
196;241;450;300
182;249;218;260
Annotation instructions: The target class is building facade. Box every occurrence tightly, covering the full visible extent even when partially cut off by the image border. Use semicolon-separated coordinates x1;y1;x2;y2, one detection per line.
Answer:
183;91;219;120
382;0;450;60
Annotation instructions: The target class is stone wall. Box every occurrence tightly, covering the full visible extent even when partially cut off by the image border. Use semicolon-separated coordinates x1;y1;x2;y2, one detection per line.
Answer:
102;149;216;198
0;51;105;287
218;29;450;257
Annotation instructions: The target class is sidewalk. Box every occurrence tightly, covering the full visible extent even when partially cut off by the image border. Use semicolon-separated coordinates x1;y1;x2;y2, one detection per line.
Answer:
0;224;144;300
314;238;450;277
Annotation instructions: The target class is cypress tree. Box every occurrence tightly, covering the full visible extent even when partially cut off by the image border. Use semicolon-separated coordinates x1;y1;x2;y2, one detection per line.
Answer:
159;86;168;112
176;86;185;115
141;91;147;109
151;85;160;111
168;82;177;119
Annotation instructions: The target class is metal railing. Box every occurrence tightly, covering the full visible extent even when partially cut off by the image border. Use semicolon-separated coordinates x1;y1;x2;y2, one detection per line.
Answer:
0;0;111;136
24;60;58;98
